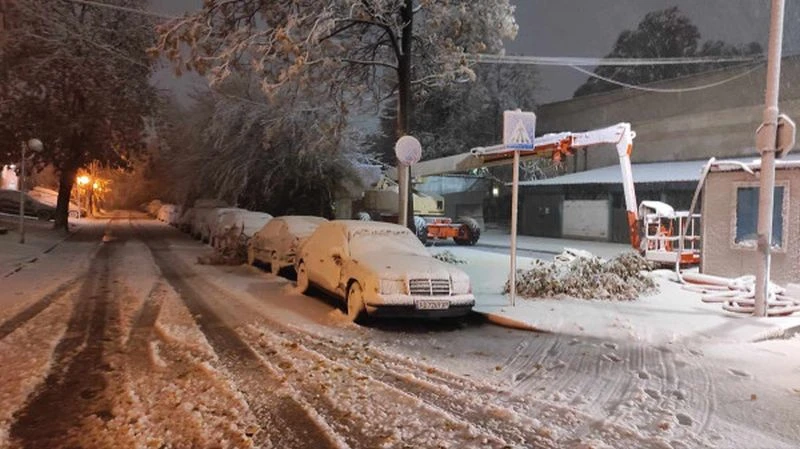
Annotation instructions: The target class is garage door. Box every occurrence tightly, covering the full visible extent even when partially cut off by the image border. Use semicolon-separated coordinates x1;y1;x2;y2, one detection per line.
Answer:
562;199;609;239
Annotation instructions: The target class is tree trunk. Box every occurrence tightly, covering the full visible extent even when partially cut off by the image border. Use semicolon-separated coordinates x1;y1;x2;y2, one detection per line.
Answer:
54;165;77;231
397;0;415;231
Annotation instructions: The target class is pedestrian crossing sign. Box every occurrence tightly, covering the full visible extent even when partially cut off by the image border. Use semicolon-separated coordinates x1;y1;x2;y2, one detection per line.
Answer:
503;110;536;150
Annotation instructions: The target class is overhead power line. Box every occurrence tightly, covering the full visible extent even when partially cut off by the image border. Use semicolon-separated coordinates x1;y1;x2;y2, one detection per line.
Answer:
568;63;764;93
470;54;762;67
63;0;175;20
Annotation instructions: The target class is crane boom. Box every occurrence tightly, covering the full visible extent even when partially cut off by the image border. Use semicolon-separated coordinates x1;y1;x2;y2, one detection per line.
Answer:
471;122;641;249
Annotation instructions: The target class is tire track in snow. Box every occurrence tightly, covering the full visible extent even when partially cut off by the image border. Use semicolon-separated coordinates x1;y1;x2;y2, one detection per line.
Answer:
141;233;344;449
242;326;520;449
9;240;120;449
246;324;675;449
0;276;84;341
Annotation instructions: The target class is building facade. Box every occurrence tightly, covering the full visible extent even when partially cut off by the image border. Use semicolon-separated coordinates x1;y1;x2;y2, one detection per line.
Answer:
701;159;800;284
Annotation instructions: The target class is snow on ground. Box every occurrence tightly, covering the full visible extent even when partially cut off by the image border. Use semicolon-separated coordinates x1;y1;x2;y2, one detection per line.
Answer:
445;246;800;345
0;213;80;275
2;218;798;449
0;281;76;446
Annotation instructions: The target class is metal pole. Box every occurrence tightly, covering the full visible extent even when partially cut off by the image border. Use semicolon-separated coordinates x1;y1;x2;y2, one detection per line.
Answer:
398;164;409;227
510;149;520;306
76;182;81;219
18;141;26;244
754;0;785;317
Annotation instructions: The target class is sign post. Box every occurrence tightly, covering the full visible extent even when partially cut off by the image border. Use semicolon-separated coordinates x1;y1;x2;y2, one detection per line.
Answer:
503;110;536;307
395;135;422;228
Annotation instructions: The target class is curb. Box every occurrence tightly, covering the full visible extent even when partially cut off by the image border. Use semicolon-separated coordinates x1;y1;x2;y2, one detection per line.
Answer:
2;225;81;278
473;309;545;332
474;242;561;256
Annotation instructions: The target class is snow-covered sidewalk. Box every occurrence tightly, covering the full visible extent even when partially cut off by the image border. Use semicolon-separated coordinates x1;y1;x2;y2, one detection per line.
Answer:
0;214;78;276
478;229;631;259
437;246;800;345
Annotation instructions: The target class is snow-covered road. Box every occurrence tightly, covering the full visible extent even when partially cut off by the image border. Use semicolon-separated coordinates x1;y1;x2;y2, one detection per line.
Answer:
0;215;797;449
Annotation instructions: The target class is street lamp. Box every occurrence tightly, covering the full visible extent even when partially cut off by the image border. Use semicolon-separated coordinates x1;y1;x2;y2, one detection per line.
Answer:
19;138;43;244
76;175;90;219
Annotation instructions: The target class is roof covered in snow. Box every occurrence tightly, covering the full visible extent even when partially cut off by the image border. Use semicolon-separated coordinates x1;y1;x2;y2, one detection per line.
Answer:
518;154;800;187
517;159;709;187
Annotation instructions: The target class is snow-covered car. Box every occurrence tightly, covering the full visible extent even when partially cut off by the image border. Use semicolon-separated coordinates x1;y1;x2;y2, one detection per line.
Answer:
28;187;85;218
248;215;327;274
295;220;475;321
189;201;230;241
145;199;163;217
177;207;196;233
156;204;182;225
0;189;57;220
210;210;272;249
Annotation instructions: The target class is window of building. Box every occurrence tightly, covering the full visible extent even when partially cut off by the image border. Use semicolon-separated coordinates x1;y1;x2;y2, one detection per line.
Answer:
734;185;785;247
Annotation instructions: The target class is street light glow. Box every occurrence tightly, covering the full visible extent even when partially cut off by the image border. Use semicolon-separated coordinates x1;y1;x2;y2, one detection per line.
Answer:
77;175;90;185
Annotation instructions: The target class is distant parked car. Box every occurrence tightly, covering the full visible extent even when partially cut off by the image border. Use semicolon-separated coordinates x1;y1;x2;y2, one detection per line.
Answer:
210;210;272;249
177;207;196;233
248;216;327;274
295;220;475;321
28;187;84;218
188;200;230;241
0;189;57;220
157;204;182;225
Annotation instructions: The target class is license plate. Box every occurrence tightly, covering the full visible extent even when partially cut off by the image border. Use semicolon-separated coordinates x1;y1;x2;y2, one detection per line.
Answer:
416;300;449;310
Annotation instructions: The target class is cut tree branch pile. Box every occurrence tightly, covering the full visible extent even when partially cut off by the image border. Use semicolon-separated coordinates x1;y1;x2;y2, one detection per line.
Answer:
505;250;657;301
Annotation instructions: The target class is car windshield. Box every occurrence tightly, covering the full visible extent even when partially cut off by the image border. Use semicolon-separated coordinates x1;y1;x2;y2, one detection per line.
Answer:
348;228;429;259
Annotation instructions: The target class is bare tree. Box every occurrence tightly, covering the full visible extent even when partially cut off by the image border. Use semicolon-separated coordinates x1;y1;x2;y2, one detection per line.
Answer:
0;0;157;229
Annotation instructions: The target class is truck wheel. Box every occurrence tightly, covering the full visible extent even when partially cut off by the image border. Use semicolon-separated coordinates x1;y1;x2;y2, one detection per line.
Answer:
454;217;480;246
357;211;371;221
413;216;428;245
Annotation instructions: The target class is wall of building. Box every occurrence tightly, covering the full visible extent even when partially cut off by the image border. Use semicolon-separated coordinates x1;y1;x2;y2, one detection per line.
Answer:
537;57;800;170
701;168;800;284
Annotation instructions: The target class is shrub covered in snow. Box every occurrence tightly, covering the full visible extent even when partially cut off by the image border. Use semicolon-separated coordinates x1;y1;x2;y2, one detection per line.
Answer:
433;250;468;265
506;251;656;301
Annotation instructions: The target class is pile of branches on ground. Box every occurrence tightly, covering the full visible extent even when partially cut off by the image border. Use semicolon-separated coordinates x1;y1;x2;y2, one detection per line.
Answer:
198;228;249;266
505;250;657;301
433;250;468;265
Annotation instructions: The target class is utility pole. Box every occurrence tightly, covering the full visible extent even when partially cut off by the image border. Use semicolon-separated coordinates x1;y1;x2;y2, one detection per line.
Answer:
754;0;787;317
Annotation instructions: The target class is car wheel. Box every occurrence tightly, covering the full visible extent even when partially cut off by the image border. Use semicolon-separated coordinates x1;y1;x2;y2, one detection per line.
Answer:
454;217;481;246
246;245;255;266
346;281;367;322
270;252;281;276
68;210;78;219
296;262;309;293
36;210;53;221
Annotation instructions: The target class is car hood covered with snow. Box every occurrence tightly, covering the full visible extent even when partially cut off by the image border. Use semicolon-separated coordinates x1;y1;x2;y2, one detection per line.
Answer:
353;251;469;283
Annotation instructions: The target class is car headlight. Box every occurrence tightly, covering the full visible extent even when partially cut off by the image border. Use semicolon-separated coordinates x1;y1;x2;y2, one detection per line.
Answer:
380;279;406;294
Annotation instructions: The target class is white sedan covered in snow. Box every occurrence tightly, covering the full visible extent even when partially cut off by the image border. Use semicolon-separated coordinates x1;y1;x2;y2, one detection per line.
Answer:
210;209;272;249
295;220;475;320
248;215;327;274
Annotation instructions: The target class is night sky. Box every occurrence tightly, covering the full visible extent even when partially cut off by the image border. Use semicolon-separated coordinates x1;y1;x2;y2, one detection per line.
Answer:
149;0;800;103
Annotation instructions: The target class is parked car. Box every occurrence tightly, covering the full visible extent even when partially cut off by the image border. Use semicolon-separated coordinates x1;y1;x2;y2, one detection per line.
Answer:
248;215;327;274
210;210;272;249
188;200;229;240
177;207;196;233
156;204;182;225
0;189;57;220
295;220;475;321
196;207;244;243
28;187;85;218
